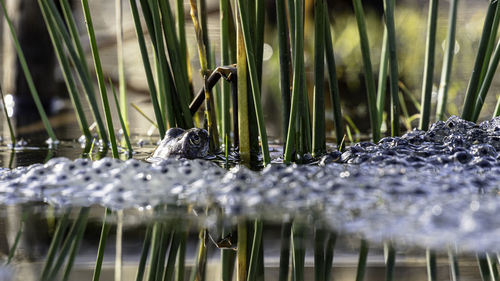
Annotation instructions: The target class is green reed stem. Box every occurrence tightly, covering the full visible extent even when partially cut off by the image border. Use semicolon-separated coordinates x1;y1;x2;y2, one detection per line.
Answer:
6;212;26;265
324;7;345;149
384;243;396;281
0;0;56;141
221;248;236;281
128;0;165;137
312;0;326;157
288;0;296;57
176;230;187;281
324;232;337;281
448;248;460;281
136;225;153;281
40;210;71;281
198;0;211;67
276;0;292;145
155;225;170;280
38;0;91;141
314;227;326;281
52;0;108;143
487;253;499;281
419;0;439;131
0;83;15;145
163;229;181;281
237;220;248;281
284;0;305;163
189;230;207;281
383;0;400;136
176;0;188;65
220;0;232;158
478;253;492;281
352;0;379;142
355;240;369;281
462;0;498;121
237;0;271;165
92;209;112;281
278;221;292;281
115;0;127;129
147;223;162;281
247;220;263;281
377;27;389;130
292;221;306;281
494;96;500;117
61;210;89;281
236;15;251;164
427;249;437;281
436;0;459;121
472;38;500;122
255;0;266;87
111;80;133;155
479;1;500;89
81;0;119;158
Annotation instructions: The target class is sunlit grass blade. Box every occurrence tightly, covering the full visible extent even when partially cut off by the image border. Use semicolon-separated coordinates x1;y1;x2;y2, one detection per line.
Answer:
427;249;437;281
0;83;15;145
312;0;326;157
38;0;91;141
377;27;389;130
383;0;400;136
462;0;498;121
384;243;396;281
116;0;127;129
324;232;337;281
128;0;165;137
61;210;89;281
352;0;379;142
284;0;305;163
236;0;271;165
81;0;119;158
131;103;158;128
324;6;345;149
436;0;459;121
355;240;369;281
92;209;112;281
487;253;499;281
0;0;56;142
494;96;500;117
110;79;133;155
419;0;438;131
472;38;500;122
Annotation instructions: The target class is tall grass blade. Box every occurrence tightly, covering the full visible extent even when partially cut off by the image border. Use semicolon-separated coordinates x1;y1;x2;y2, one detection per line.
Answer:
312;0;326;157
427;249;437;281
92;209;111;281
40;210;71;281
479;1;500;89
110;80;133;155
324;232;337;281
0;0;57;141
487;253;499;281
448;248;460;281
355;240;369;281
176;0;188;68
377;28;389;130
284;0;305;163
236;14;251;164
384;243;396;281
136;225;153;281
462;0;498;121
81;0;119;158
278;221;292;281
436;0;459;121
116;0;127;129
61;210;89;281
0;83;15;145
419;0;439;131
478;253;492;281
176;230;187;281
383;0;400;136
236;0;271;165
314;227;326;281
494;96;500;117
324;6;345;149
292;221;306;281
38;0;91;141
163;229;181;281
254;0;265;87
189;230;207;281
128;0;165;137
472;38;500;121
247;220;263;281
221;0;233;158
352;0;379;141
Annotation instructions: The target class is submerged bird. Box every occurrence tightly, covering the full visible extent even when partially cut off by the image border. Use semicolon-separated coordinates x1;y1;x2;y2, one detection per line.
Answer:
151;128;209;160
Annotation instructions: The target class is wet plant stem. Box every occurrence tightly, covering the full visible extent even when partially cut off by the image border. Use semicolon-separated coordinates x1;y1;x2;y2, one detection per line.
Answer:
6;212;26;265
384;242;396;281
377;28;389;129
247;220;263;281
383;0;400;136
220;0;232;158
81;0;119;158
494;97;500;118
92;209;112;281
278;221;292;281
40;210;71;281
0;0;56;142
427;249;437;281
312;0;326;157
111;80;133;155
292;221;306;281
237;220;248;281
355;240;369;281
436;0;459;121
448;248;460;281
314;227;326;281
419;0;439;131
324;232;337;281
478;253;492;281
237;8;251;164
189;230;207;281
136;225;153;281
116;0;127;129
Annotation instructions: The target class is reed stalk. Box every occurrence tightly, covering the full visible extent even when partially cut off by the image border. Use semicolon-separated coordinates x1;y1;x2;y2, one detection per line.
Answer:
236;0;271;165
355;240;369;281
436;0;459;121
478;253;492;281
61;210;89;281
448;248;460;281
426;249;437;281
155;224;170;280
111;81;133;155
278;221;292;281
81;0;119;158
472;37;500;122
314;227;326;281
176;230;187;281
462;0;498;121
189;230;208;281
40;210;71;281
221;0;232;158
352;0;379;142
237;220;248;281
128;0;165;137
247;220;263;281
419;0;439;131
0;0;57;142
284;0;305;163
292;221;306;281
92;209;112;281
324;6;345;149
487;253;499;281
116;0;127;129
237;12;251;164
0;83;15;145
276;0;292;145
136;225;153;281
6;212;26;265
479;2;500;89
377;28;389;129
38;0;91;141
176;0;188;67
494;97;500;117
324;232;337;281
163;229;181;281
147;223;163;281
255;0;266;87
312;0;326;157
383;0;400;136
384;243;396;281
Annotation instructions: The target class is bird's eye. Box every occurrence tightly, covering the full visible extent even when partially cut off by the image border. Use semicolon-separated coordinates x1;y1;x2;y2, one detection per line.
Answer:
189;134;201;145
